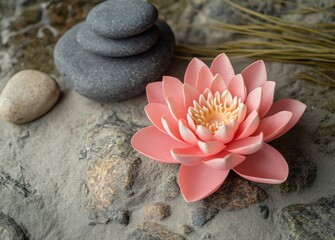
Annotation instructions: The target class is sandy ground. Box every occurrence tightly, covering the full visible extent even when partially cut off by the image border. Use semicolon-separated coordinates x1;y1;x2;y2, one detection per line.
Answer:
0;56;334;239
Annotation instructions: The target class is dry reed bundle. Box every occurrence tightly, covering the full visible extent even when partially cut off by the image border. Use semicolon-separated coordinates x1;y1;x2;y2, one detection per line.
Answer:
171;0;335;87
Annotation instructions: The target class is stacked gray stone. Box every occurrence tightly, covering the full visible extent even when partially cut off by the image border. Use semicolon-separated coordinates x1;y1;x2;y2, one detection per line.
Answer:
54;0;175;101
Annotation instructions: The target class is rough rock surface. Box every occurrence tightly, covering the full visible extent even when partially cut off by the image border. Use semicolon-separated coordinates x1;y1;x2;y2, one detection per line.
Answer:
156;175;180;201
271;138;317;194
82;113;142;225
128;222;185;240
0;213;27;240
204;176;268;211
280;196;335;240
190;175;268;227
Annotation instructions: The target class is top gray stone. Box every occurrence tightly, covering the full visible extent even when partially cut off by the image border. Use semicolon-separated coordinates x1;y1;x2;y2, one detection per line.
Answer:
86;0;158;38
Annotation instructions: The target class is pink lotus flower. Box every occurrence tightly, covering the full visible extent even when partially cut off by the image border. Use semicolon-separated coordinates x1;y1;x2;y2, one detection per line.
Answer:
131;53;306;203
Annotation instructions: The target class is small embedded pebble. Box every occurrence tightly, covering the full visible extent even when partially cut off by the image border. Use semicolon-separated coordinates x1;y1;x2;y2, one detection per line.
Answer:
0;70;60;124
191;206;218;227
158;176;180;200
0;212;27;240
201;233;214;240
19;130;30;140
143;203;171;220
259;205;270;219
180;224;194;235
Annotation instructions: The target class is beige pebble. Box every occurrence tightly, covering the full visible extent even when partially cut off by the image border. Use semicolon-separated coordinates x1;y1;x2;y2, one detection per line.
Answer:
143;203;171;220
0;70;60;124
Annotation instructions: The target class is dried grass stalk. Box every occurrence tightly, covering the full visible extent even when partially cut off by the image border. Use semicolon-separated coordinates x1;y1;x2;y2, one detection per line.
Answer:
173;0;335;87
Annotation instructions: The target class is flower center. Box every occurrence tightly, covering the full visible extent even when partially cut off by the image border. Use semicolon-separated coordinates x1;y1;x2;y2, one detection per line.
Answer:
189;90;245;134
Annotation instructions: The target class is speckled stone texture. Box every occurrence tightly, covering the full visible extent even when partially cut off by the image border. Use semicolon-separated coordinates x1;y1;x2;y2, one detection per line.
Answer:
54;20;175;101
128;222;185;240
143;203;171;220
87;0;158;38
280;196;335;240
76;24;160;57
83;113;142;225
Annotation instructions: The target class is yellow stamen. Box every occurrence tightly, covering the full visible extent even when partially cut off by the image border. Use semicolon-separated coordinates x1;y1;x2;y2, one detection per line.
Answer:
189;90;245;134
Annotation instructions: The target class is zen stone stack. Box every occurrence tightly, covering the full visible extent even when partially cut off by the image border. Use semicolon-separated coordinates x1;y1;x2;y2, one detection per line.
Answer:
54;0;175;101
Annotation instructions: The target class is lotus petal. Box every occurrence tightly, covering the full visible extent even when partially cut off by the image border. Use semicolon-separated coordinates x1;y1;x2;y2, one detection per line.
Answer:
245;87;262;115
195;125;215;141
131;126;190;163
184;58;207;87
210;74;226;93
196;66;214;93
228;74;247;102
254;111;292;142
198;140;226;155
226;132;264;155
167;97;187;121
202;88;212;98
146;82;166;105
241;60;267;93
187;113;196;131
171;146;207;166
237;104;247;124
210;53;235;86
179;120;198;145
145;103;174;132
204;151;246;171
178;163;229;202
233;143;288;184
214;123;236;143
162;116;184;143
163;76;184;104
234;111;260;140
265;99;306;139
183;83;200;108
259;81;275;118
